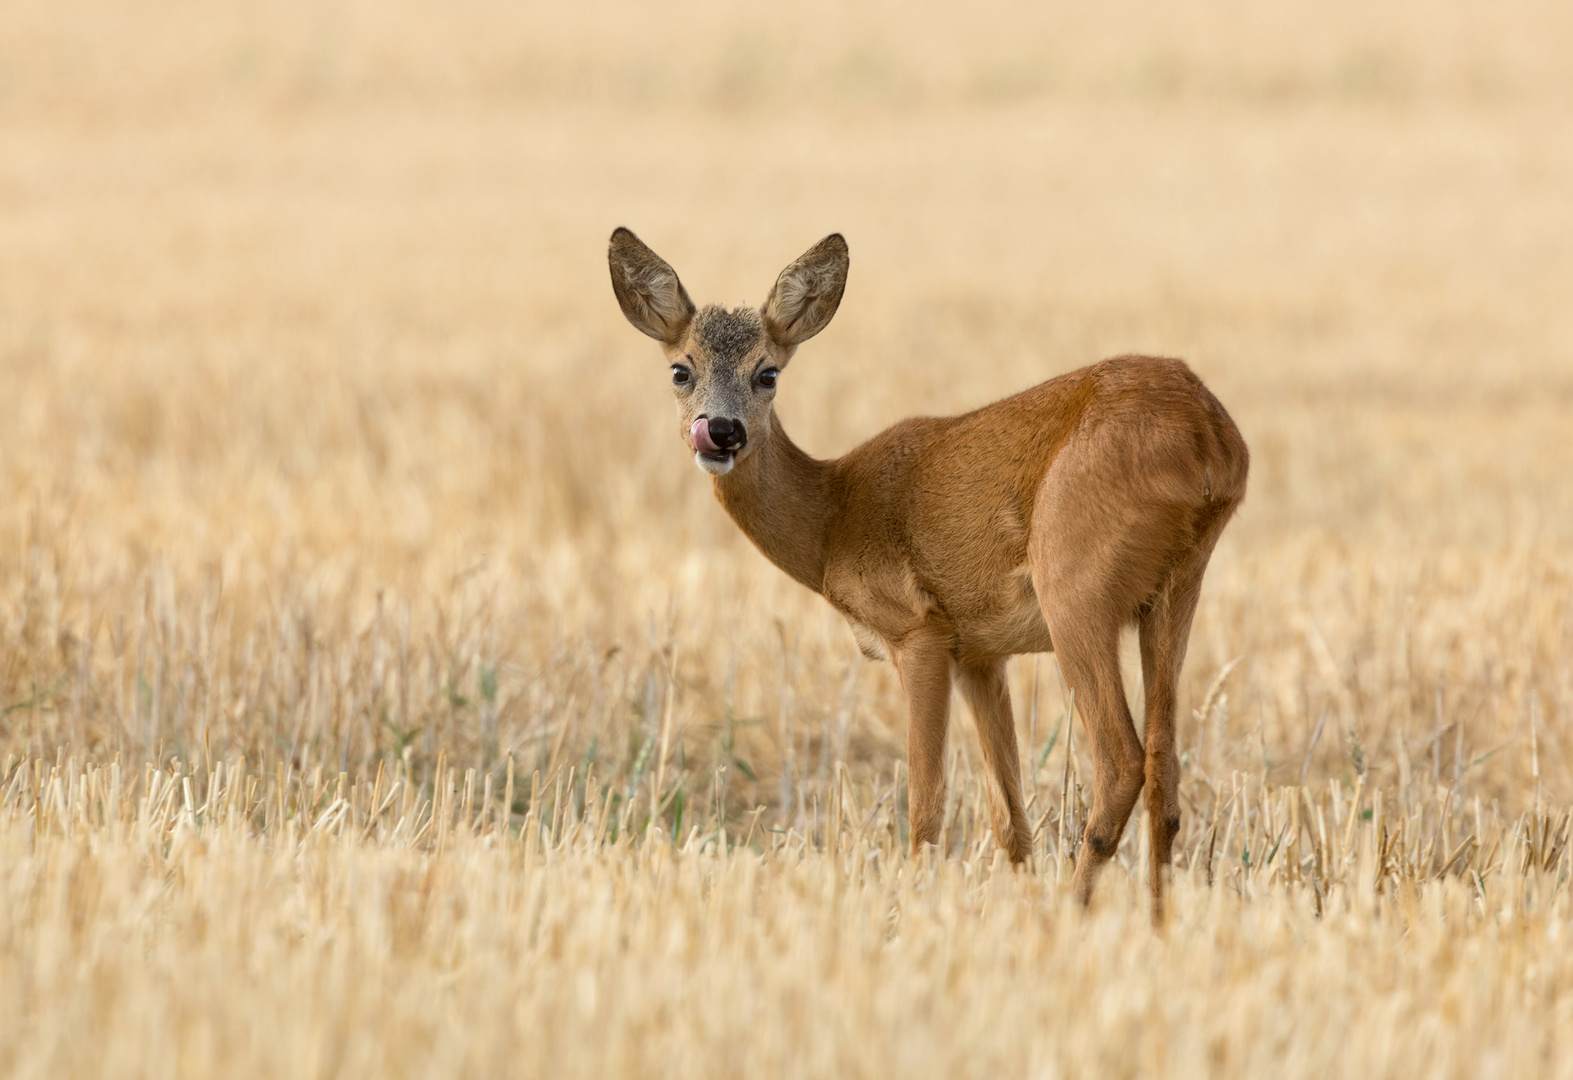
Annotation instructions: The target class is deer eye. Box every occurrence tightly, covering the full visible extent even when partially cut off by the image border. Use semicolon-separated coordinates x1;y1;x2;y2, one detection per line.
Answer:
756;367;779;390
671;365;691;386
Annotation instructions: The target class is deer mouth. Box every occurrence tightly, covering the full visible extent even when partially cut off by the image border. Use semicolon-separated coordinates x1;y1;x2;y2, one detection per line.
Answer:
693;448;736;475
690;418;740;474
691;444;738;474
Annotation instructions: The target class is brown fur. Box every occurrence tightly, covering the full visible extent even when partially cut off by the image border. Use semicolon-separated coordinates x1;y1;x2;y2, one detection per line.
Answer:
609;227;1249;914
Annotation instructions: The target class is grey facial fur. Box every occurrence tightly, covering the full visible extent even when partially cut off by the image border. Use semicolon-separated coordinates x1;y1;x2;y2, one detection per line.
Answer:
693;306;764;361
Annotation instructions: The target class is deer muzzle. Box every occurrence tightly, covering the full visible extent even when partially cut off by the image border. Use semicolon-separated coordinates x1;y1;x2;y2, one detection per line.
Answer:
690;416;746;457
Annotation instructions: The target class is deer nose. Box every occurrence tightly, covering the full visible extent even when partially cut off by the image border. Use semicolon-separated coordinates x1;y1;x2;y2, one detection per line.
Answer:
705;416;747;450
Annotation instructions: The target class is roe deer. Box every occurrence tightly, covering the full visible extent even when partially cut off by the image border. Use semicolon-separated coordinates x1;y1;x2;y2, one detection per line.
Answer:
608;227;1248;912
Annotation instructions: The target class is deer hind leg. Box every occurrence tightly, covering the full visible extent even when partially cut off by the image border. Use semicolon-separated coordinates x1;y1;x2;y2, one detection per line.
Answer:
957;660;1033;864
894;625;954;854
1031;452;1181;905
1137;554;1208;919
1031;538;1145;904
1046;618;1144;905
1139;509;1230;919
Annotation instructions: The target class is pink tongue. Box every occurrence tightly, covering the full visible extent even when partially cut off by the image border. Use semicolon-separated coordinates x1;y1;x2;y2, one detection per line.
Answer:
690;417;722;454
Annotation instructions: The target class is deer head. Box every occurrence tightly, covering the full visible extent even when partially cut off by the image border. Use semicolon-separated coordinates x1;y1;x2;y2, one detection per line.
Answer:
608;227;848;476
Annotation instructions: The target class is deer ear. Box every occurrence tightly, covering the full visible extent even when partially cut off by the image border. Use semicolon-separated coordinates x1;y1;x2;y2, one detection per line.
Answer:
608;227;696;344
762;234;849;347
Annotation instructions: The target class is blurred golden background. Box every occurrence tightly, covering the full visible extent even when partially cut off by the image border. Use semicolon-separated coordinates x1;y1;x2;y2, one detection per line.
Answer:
6;5;1573;1077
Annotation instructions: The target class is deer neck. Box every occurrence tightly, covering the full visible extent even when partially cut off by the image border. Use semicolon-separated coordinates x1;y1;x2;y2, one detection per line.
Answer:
712;411;837;593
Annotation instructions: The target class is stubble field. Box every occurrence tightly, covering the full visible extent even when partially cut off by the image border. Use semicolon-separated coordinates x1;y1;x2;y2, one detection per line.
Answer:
3;1;1573;1076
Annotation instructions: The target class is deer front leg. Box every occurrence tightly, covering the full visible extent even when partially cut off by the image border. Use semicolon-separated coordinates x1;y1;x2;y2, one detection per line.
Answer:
957;659;1033;864
895;627;954;854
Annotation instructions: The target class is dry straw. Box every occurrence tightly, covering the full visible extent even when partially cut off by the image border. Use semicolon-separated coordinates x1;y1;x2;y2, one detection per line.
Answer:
1;753;1570;1078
